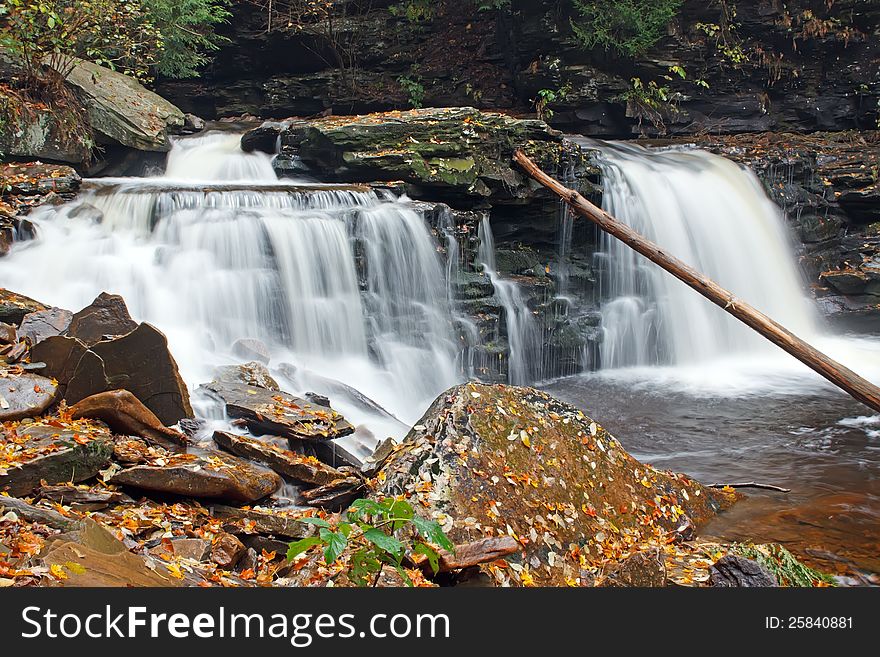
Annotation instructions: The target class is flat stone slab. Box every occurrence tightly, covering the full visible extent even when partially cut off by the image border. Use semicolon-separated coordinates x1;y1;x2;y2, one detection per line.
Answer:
213;430;343;486
202;380;354;441
0;289;47;325
209;504;312;540
0;418;113;497
18;307;73;346
109;448;281;503
0;372;57;422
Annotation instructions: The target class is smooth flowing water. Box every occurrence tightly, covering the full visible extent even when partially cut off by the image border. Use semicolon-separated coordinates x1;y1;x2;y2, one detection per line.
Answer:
477;216;543;385
0;133;460;451
551;140;880;577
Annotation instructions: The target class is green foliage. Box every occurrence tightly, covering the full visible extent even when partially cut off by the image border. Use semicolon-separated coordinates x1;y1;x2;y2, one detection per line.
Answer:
733;544;836;587
0;0;162;86
398;74;425;109
287;497;455;587
570;0;682;57
476;0;511;10
534;84;570;121
389;0;434;22
141;0;230;79
0;0;228;90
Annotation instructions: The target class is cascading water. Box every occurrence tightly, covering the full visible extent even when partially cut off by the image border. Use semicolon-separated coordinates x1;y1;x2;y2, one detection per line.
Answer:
567;139;880;400
0;132;461;449
592;142;820;368
477;216;543;385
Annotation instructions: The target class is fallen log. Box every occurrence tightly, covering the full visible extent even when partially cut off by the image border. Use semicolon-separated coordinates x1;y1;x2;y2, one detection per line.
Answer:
709;481;791;493
514;150;880;414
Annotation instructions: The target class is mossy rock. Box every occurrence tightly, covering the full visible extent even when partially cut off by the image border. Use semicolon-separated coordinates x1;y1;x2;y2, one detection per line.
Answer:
374;383;736;586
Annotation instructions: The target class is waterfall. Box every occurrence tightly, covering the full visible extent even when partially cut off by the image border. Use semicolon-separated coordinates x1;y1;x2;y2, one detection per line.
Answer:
589;141;821;369
0;132;460;443
477;216;543;385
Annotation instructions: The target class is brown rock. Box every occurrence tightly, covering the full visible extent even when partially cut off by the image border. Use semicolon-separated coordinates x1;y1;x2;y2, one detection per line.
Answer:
0;288;47;325
709;555;779;587
210;504;311;539
18;307;73;345
149;537;210;562
213;430;343;486
203;380;353;442
108;449;281;503
411;536;521;573
33;322;193;425
0;372;57;422
66;292;138;346
71;389;187;450
41;518;181;587
299;476;364;510
215;361;279;391
599;547;668;587
374;383;736;587
211;532;246;568
0;419;113;497
88;324;192;424
35;483;126;509
0;322;16;344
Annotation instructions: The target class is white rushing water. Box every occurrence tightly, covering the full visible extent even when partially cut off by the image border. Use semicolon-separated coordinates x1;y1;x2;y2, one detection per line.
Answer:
0;133;461;449
583;140;880;397
477;216;542;385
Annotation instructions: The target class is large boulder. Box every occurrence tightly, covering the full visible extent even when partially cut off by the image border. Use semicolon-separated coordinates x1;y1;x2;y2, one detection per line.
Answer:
32;316;193;425
66;292;138;345
63;59;185;152
274;107;591;207
374;383;736;586
18;307;73;345
0;104;92;164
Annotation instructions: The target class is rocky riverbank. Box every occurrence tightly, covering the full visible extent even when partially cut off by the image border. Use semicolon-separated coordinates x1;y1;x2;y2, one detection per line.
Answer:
2;286;836;587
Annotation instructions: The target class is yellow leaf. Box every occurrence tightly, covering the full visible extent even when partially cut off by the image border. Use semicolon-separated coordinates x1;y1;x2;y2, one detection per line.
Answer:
49;564;68;580
166;563;185;579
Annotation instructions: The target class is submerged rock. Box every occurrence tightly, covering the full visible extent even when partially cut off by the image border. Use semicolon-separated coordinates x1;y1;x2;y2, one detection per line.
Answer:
214;361;279;391
232;338;271;364
374;383;735;586
109;449;281;503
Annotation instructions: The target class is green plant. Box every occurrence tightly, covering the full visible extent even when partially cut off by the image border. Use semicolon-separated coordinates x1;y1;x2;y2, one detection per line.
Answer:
398;74;426;108
733;544;836;587
534;84;570;121
570;0;682;57
287;498;455;586
389;0;434;22
141;0;230;79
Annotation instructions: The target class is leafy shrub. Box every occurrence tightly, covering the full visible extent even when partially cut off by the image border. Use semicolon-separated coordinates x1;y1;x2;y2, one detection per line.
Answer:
142;0;230;79
398;74;426;109
571;0;682;57
287;497;454;587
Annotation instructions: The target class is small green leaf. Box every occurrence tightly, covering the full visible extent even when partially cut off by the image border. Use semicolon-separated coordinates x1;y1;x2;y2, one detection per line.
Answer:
414;542;441;574
297;517;331;529
411;516;455;552
286;536;322;561
363;528;404;558
320;528;347;564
